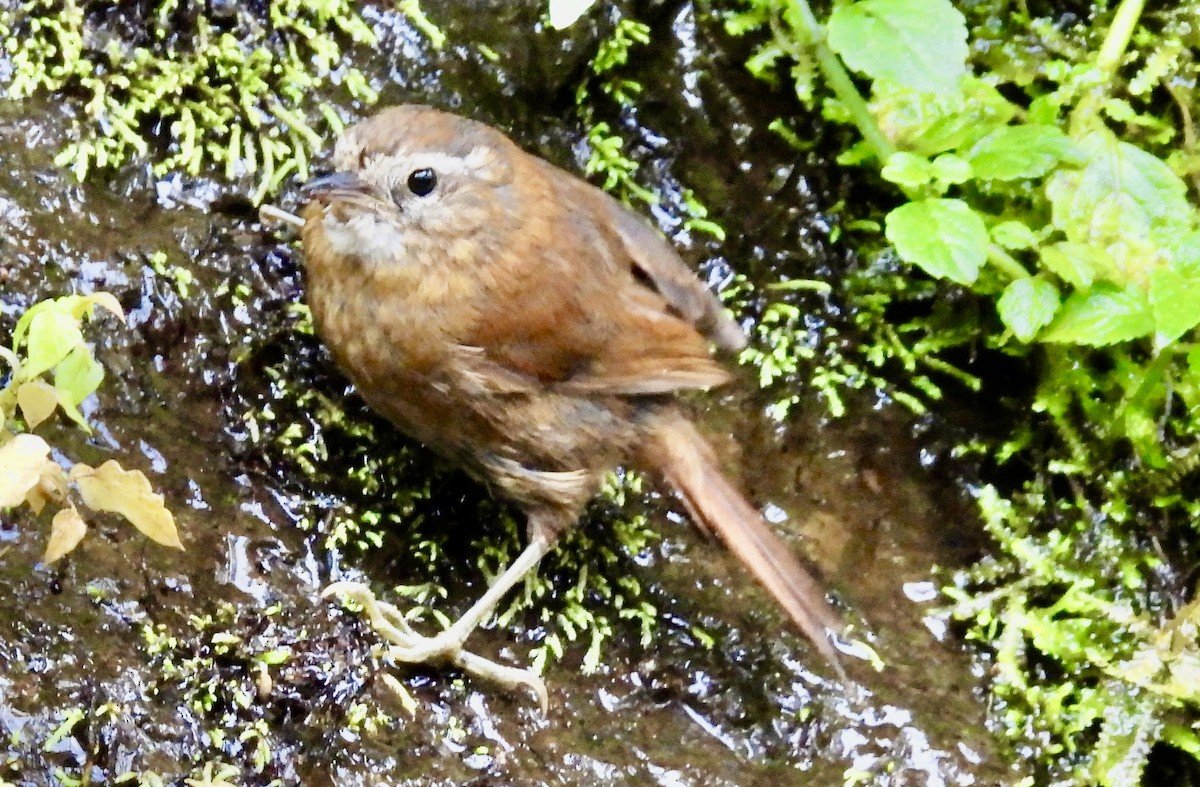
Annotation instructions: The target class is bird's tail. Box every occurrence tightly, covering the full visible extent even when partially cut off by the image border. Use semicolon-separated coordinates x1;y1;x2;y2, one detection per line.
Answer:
643;410;845;677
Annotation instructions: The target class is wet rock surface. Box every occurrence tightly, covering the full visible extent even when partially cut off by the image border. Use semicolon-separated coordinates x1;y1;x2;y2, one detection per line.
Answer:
1;3;1010;784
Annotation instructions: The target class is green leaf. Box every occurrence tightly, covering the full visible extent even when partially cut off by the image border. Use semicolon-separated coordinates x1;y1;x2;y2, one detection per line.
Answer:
931;153;971;185
1046;130;1193;275
866;78;1015;157
16;380;59;429
12;294;122;354
75;292;125;323
1149;265;1200;348
24;310;84;379
54;344;105;409
1028;94;1062;126
880;151;932;187
1163;724;1200;760
998;277;1060;342
827;0;968;95
885;198;988;285
1167;230;1200;277
965;125;1077;180
991;220;1037;250
1039;242;1119;290
1040;283;1153;346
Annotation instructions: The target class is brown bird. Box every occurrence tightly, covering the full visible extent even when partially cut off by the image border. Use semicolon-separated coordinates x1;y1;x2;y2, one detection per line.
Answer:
300;105;844;704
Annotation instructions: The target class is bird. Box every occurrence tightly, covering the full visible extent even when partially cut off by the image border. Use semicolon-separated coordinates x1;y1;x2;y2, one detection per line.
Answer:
299;104;844;706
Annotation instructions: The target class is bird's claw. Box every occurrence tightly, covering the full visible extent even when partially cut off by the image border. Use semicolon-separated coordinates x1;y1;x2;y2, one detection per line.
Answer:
452;650;549;712
323;581;548;711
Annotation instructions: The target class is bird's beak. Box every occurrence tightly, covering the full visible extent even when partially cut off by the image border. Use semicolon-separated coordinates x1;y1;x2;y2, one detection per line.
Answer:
302;170;371;200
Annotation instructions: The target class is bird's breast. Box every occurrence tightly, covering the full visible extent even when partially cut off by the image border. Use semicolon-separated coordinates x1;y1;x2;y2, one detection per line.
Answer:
306;235;495;385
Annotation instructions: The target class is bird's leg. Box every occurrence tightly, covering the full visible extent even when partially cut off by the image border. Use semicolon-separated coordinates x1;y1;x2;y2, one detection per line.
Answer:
397;531;555;660
324;528;558;709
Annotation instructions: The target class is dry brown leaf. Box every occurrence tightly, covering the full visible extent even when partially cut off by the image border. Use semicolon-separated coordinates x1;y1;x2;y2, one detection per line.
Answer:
17;380;59;429
0;433;55;508
44;505;87;563
72;460;183;549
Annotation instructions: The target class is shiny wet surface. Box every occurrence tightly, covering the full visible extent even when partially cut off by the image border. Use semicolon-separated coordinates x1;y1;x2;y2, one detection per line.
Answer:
0;4;1009;784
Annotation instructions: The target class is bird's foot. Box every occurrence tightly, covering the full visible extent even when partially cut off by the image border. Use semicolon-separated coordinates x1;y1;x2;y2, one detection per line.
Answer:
323;581;548;711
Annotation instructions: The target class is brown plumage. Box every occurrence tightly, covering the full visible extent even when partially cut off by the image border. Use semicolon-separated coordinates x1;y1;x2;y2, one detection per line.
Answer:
301;105;844;697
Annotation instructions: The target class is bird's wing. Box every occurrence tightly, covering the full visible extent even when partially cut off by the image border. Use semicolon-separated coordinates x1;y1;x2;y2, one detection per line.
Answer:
460;170;741;397
591;187;746;354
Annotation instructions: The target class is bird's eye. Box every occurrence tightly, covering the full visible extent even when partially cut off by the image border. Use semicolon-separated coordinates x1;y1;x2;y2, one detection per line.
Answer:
407;168;437;196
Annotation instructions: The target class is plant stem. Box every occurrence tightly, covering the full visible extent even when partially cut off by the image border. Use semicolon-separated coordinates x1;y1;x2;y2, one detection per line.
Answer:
1095;0;1145;80
783;0;896;163
988;245;1031;280
1071;0;1145;130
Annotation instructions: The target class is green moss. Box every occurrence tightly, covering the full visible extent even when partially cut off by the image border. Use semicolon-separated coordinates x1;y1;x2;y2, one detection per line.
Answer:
939;332;1200;781
587;17;649;104
945;472;1200;783
137;601;393;779
727;254;981;420
573;10;725;239
148;250;194;298
0;0;440;200
572;15;656;210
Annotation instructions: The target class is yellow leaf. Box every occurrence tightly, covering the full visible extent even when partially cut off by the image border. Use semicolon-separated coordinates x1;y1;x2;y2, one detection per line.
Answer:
0;433;55;508
44;505;87;563
17;380;59;429
63;292;125;324
71;460;183;549
25;460;67;515
86;292;126;322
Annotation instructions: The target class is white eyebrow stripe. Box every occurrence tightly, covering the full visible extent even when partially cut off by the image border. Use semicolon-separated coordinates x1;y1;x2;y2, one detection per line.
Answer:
372;146;493;177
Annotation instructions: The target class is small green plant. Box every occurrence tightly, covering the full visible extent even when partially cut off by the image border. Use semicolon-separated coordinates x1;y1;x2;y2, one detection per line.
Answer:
726;0;1200;781
148;251;195;299
139;609;298;779
182;761;244;787
0;293;181;561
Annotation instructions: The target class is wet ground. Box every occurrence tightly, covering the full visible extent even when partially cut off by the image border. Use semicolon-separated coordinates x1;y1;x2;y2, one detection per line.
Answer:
1;2;1017;785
